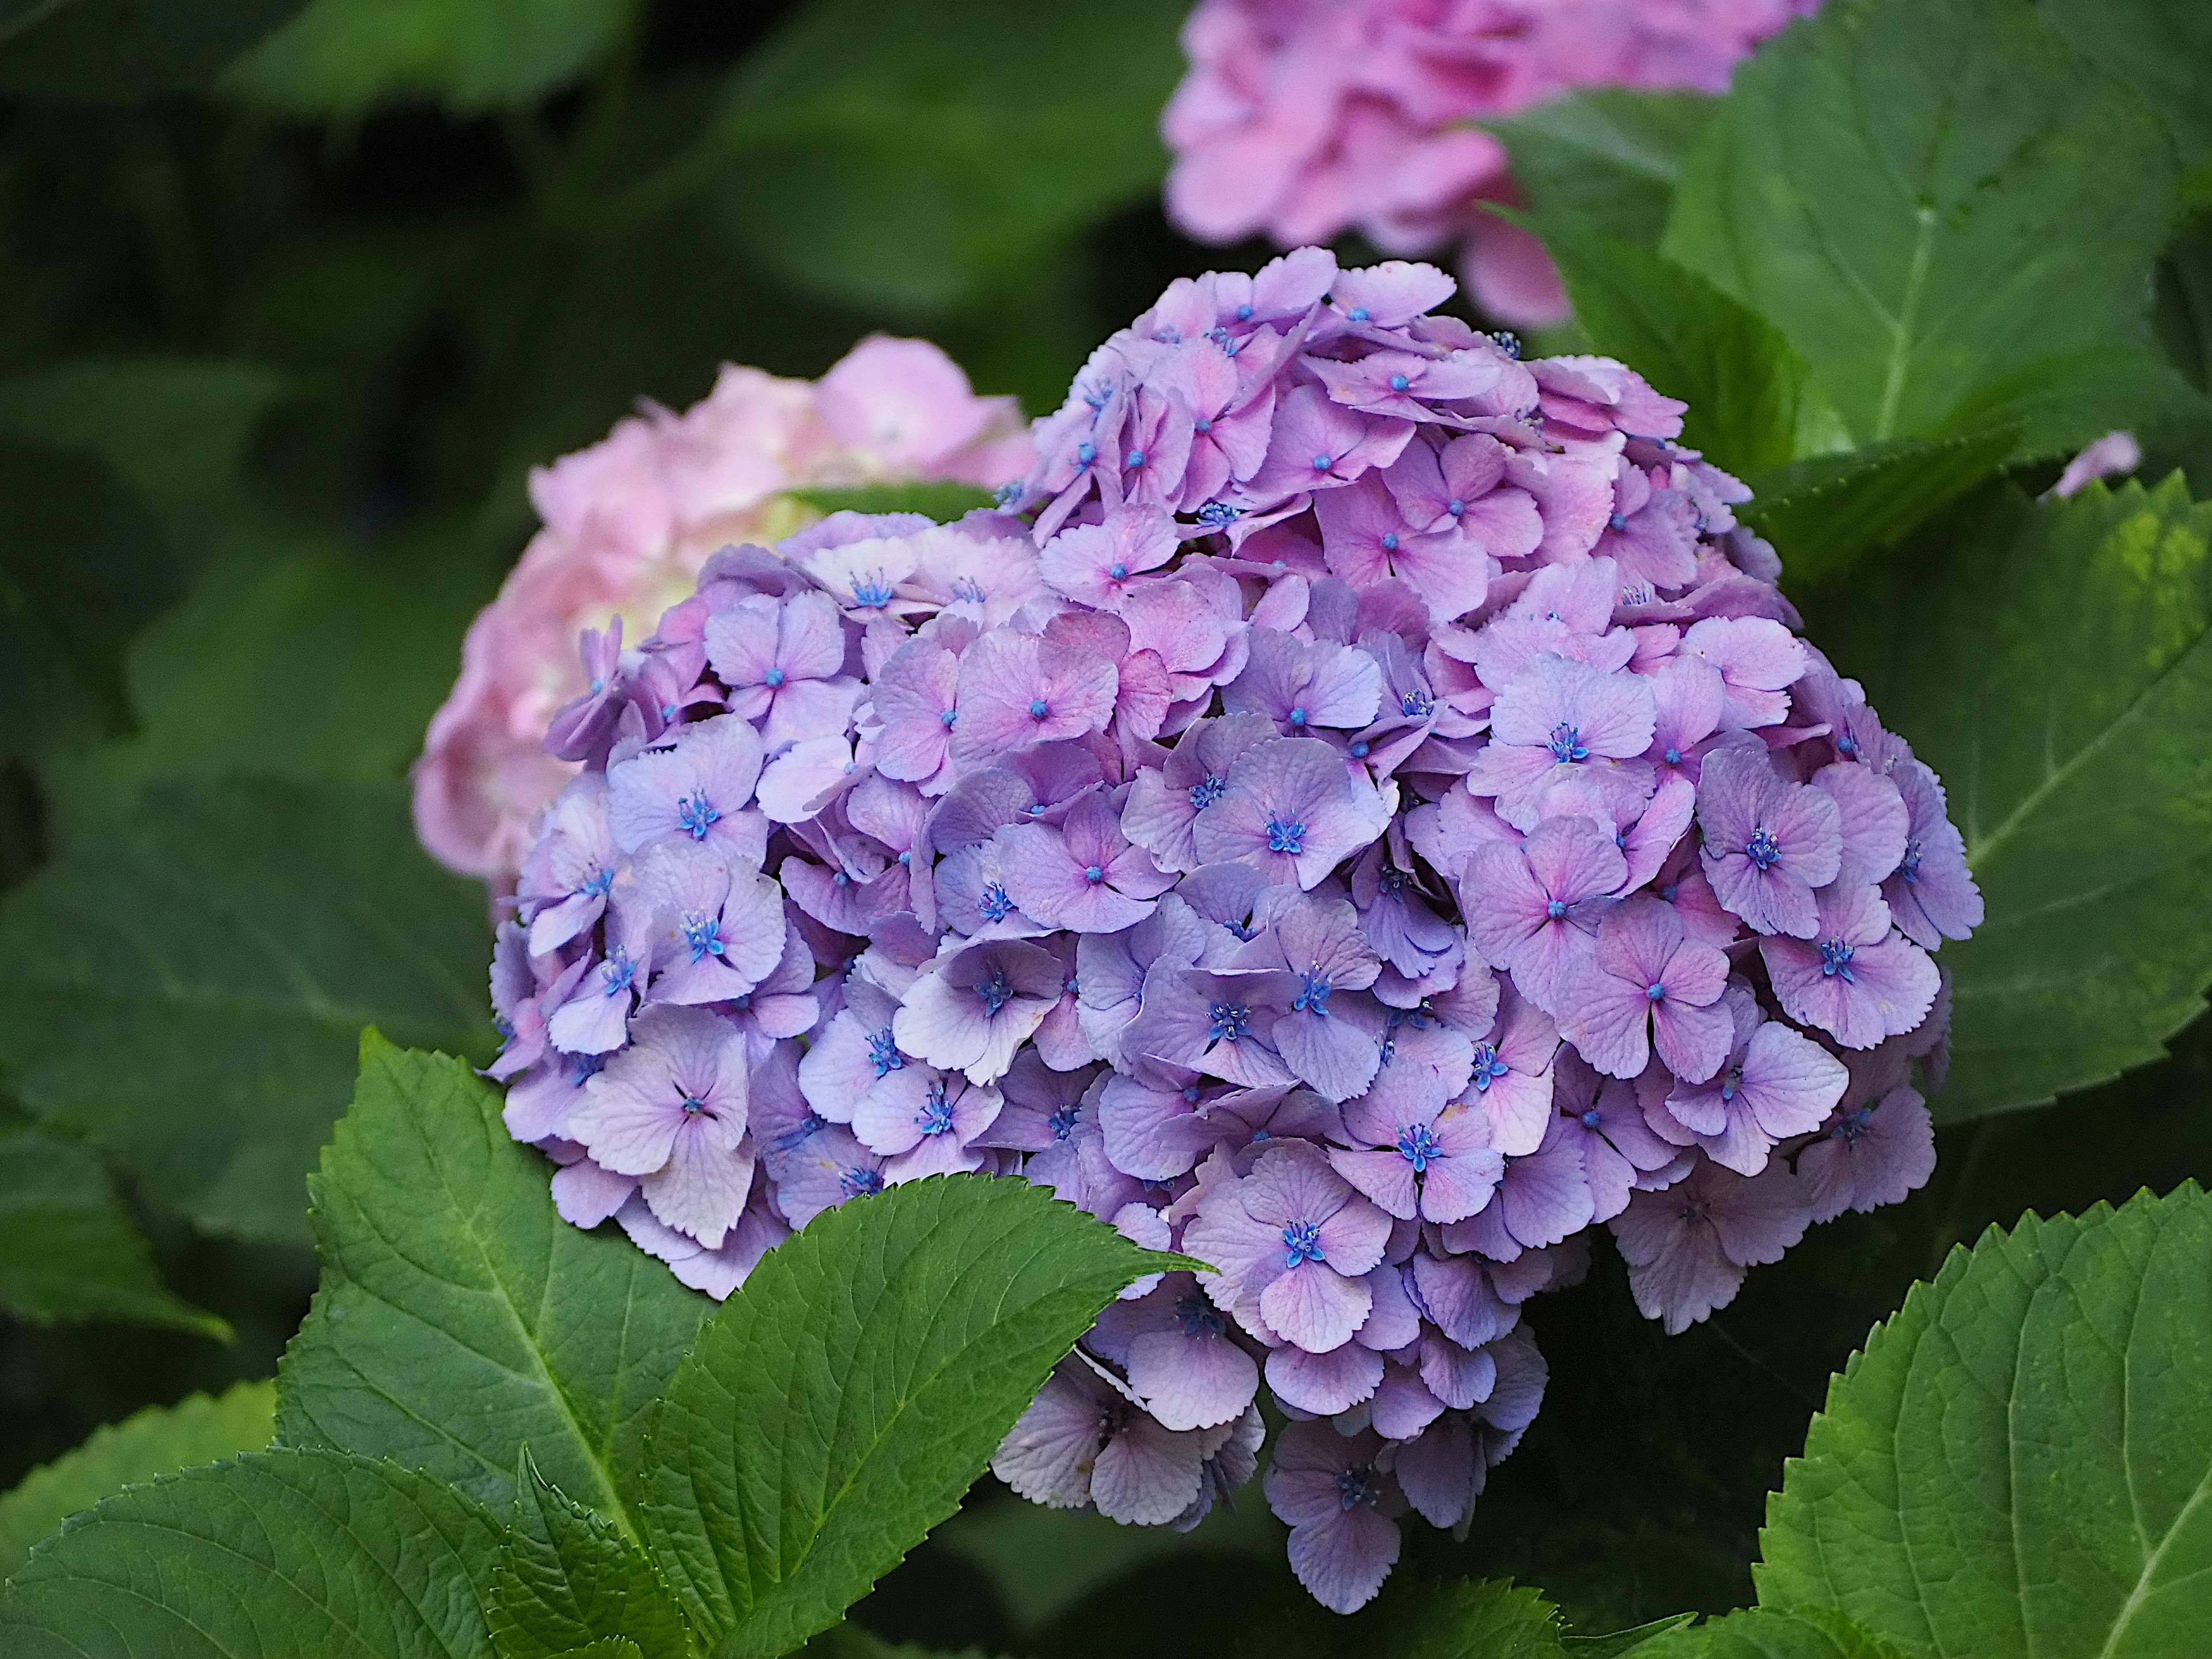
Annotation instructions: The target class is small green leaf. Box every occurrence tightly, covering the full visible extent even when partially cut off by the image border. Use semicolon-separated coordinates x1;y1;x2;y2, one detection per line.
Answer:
1611;1607;1913;1658
0;0;308;97
226;0;627;116
1360;1577;1566;1659
491;1450;693;1659
557;1643;646;1659
0;1448;503;1655
1486;89;1718;249
0;779;493;1243
0;358;288;528
0;1379;275;1575
712;0;1185;315
1560;1613;1697;1657
1742;428;2022;585
0;1127;224;1337
1532;222;1820;476
787;481;998;522
1665;0;2178;459
1758;1185;2212;1658
639;1175;1178;1659
1814;475;2212;1117
277;1040;710;1533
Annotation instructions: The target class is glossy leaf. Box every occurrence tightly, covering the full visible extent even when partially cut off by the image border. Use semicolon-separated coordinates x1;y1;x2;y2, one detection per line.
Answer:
276;1039;710;1530
1817;475;2212;1117
0;1127;224;1336
1665;0;2182;459
0;1378;275;1575
1487;89;1719;249
1356;1578;1566;1659
1758;1185;2212;1658
1744;428;2022;585
490;1450;693;1659
228;0;626;115
639;1175;1176;1659
0;1448;503;1655
1611;1608;1912;1658
0;780;493;1242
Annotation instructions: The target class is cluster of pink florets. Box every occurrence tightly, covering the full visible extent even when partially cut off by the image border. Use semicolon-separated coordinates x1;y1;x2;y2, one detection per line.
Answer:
474;248;1975;1613
1164;0;1817;325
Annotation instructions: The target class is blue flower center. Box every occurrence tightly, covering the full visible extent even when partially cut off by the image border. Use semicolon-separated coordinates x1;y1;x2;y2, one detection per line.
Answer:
676;793;721;840
1347;306;1371;322
602;953;637;996
1608;513;1628;532
1547;721;1589;764
1190;773;1226;812
839;1165;884;1198
581;866;615;899
1294;971;1333;1014
1719;1066;1741;1103
1084;865;1105;884
1900;839;1922;884
1745;827;1782;870
1108;562;1127;579
1447;498;1465;516
1388;373;1410;392
975;970;1015;1016
850;578;894;608
1126;449;1147;469
866;1027;904;1078
681;1096;707;1118
1396;1122;1442;1171
1235;303;1253;321
939;708;958;727
1645;982;1666;1002
763;667;785;688
1177;1291;1228;1337
684;914;726;961
1197;501;1240;526
1029;698;1049;719
1834;1106;1873;1143
1311;453;1333;472
1207;1002;1252;1043
916;1084;956;1136
1264;816;1306;854
1335;1465;1377;1509
566;1052;604;1087
1579;1107;1603;1129
1380;865;1410;895
1046;1103;1080;1142
1281;1219;1325;1267
1546;898;1568;919
979;883;1015;922
1819;939;1856;980
1664;746;1682;766
1077;441;1096;465
1402;688;1434;718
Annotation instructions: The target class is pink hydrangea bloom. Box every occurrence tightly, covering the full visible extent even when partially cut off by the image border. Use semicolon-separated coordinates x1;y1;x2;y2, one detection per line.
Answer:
414;336;1029;886
1162;0;1819;326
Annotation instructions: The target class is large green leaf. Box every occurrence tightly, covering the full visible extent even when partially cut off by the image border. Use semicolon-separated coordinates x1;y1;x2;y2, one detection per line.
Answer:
1816;475;2212;1118
1664;0;2182;459
0;1126;223;1336
0;1448;503;1655
1353;1578;1566;1658
1757;1185;2212;1657
227;0;626;115
0;778;493;1242
2039;0;2212;170
712;0;1185;315
0;0;307;97
276;1040;710;1532
0;1378;275;1575
1743;428;2022;586
639;1176;1175;1658
0;358;289;529
1486;89;1719;250
0;437;183;761
491;1450;692;1659
1533;222;1824;476
1611;1608;1911;1659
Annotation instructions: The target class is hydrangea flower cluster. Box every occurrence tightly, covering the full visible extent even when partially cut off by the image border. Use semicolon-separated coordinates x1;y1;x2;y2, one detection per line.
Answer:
1164;0;1817;327
476;248;1978;1614
415;335;1031;885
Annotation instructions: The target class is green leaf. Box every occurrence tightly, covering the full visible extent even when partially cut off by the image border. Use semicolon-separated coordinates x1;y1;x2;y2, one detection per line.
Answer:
227;0;627;116
1815;475;2212;1118
1664;0;2179;459
0;1447;503;1654
712;0;1185;315
1612;1607;1914;1658
1561;1614;1697;1658
1486;89;1718;249
276;1039;710;1533
1358;1578;1566;1659
1741;428;2022;585
558;1644;645;1659
491;1450;692;1659
0;0;308;97
0;1378;275;1575
0;437;183;761
2040;0;2212;170
0;1127;225;1336
0;778;493;1243
638;1175;1177;1658
787;481;998;522
1532;223;1822;476
0;358;289;528
1758;1184;2212;1658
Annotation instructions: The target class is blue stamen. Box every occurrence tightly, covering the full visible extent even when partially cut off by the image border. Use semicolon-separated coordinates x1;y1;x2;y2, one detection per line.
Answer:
1294;971;1333;1014
1745;827;1782;870
1819;939;1856;981
915;1084;956;1136
839;1165;884;1198
1177;1290;1228;1336
676;793;721;840
1207;1002;1252;1043
867;1028;904;1078
1190;773;1227;812
1264;816;1305;854
1281;1219;1325;1267
974;970;1014;1016
684;914;726;961
979;883;1015;922
763;667;785;688
1029;698;1049;718
1396;1122;1442;1171
1547;721;1589;764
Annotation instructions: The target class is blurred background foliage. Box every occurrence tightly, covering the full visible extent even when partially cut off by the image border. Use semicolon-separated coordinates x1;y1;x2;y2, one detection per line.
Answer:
0;0;2206;1648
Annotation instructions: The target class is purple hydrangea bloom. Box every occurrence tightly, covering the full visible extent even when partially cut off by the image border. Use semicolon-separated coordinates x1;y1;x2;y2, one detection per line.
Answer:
569;1005;753;1248
1695;746;1840;939
1185;1142;1393;1353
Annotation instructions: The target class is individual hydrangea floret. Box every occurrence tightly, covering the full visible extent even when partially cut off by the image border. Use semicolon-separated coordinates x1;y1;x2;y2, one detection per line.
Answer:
458;247;1975;1615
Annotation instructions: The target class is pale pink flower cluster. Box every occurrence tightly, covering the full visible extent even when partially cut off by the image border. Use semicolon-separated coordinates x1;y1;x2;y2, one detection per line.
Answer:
415;337;1031;885
1162;0;1817;327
